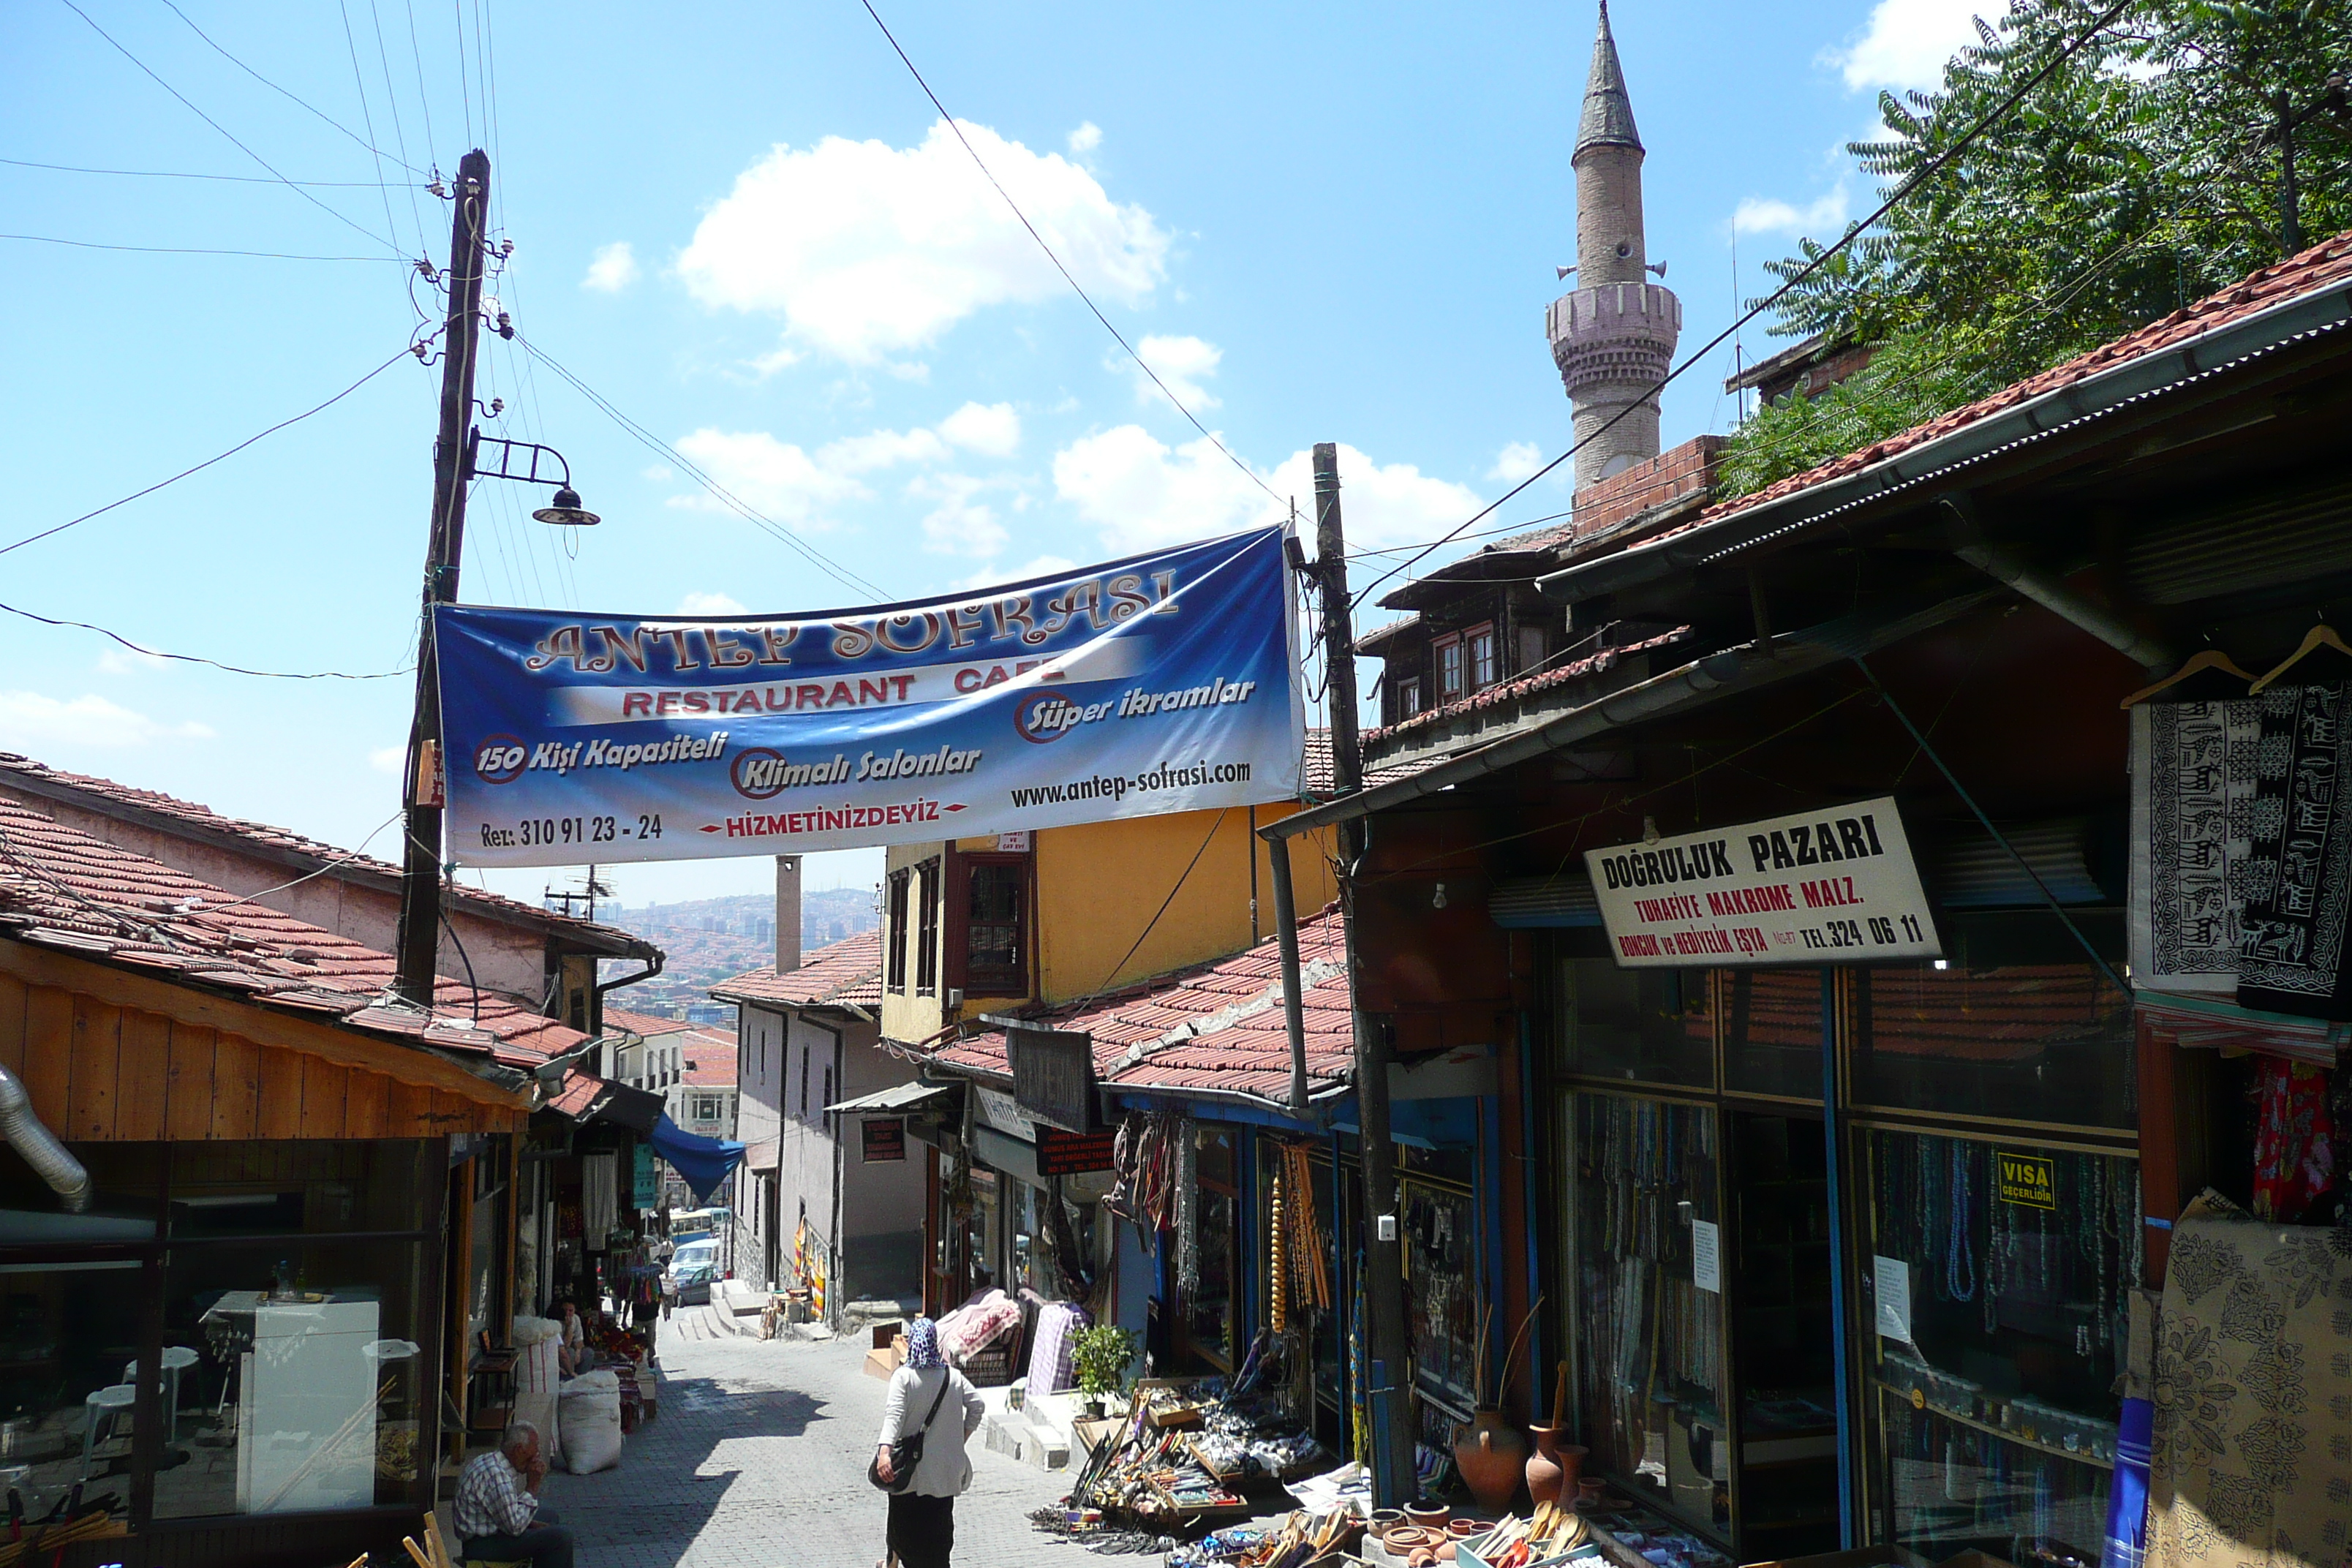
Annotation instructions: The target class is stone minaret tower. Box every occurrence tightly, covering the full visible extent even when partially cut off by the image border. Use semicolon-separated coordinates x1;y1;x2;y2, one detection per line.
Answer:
1548;1;1681;496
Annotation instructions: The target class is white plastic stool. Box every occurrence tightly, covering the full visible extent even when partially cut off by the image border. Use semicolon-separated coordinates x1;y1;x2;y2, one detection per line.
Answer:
121;1346;200;1447
79;1384;135;1480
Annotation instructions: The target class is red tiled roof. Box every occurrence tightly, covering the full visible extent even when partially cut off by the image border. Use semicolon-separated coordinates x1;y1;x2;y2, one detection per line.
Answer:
602;1006;697;1038
0;796;584;1070
0;753;655;957
930;907;1352;1105
1364;625;1694;745
709;930;884;1011
1655;232;2352;546
683;1047;737;1088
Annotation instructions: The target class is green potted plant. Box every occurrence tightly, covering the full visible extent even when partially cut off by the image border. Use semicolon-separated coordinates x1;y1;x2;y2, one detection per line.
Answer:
1069;1324;1137;1417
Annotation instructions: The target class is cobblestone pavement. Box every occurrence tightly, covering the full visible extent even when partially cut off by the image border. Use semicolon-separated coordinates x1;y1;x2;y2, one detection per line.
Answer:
539;1318;1079;1567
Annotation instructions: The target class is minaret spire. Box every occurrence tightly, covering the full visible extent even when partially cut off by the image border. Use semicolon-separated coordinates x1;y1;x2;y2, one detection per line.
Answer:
1577;0;1642;159
1548;1;1681;502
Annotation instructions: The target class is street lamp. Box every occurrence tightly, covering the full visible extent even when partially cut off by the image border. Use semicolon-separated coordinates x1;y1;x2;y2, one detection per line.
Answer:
468;434;599;526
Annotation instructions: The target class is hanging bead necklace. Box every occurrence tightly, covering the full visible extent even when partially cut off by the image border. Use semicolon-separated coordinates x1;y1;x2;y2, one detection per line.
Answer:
1947;1140;1978;1303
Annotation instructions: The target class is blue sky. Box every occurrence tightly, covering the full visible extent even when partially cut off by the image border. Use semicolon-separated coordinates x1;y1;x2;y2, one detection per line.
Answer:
0;0;1991;912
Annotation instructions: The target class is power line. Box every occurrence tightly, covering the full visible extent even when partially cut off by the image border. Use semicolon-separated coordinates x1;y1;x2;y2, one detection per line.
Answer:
336;0;410;263
59;0;405;260
0;598;410;680
361;0;431;255
157;0;427;176
0;155;419;188
1346;0;2140;612
514;333;891;600
852;0;1281;507
0;232;395;261
0;345;416;559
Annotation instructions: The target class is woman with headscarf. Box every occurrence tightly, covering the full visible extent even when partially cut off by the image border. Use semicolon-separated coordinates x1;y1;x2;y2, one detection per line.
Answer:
874;1317;986;1568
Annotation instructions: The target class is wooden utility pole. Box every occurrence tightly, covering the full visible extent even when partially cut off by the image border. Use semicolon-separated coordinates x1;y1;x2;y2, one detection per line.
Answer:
395;148;491;1006
1313;442;1414;1507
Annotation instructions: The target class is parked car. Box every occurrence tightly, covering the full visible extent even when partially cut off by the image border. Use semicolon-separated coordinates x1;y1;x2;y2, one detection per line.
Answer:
670;1260;716;1306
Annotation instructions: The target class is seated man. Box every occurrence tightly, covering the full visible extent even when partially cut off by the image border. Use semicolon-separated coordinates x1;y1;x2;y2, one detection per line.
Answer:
455;1420;574;1568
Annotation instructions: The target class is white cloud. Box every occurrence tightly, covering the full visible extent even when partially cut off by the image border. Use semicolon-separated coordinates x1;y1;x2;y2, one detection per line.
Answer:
938;402;1021;456
1052;429;1480;557
1731;181;1851;238
368;744;407;775
1488;441;1544;483
1068;121;1103;155
1832;0;2006;91
911;473;1011;559
676;591;748;616
677;119;1170;362
581;241;641;293
1121;334;1222;411
0;691;212;750
668;430;867;526
641;464;674;481
819;427;950;474
954;555;1078;592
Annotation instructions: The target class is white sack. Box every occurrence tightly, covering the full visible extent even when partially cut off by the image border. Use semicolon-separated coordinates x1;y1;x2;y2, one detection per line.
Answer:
557;1368;622;1474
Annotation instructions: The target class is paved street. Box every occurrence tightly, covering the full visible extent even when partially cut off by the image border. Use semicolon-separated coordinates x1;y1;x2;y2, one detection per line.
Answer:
539;1319;1079;1567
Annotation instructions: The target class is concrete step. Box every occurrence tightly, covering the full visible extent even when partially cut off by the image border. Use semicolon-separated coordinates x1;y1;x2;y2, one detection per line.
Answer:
976;1386;1071;1471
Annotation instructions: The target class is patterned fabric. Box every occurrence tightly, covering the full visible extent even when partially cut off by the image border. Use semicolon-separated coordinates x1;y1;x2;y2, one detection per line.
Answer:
1025;1301;1089;1395
2250;1059;2334;1221
454;1449;538;1540
2236;685;2352;1019
2147;1192;2352;1568
2130;701;2260;995
905;1316;943;1370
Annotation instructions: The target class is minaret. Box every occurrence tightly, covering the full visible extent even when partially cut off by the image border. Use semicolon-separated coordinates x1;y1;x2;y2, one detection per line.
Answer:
1548;1;1681;498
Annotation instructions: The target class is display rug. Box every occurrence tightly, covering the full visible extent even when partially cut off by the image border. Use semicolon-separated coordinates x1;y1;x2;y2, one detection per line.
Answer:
2236;685;2352;1019
2147;1191;2352;1568
2130;700;2261;995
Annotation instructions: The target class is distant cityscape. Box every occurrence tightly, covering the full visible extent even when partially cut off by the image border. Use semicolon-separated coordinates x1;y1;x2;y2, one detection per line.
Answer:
592;886;880;1020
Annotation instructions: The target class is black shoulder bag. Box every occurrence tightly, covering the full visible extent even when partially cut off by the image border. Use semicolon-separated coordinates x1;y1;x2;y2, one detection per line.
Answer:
869;1370;953;1493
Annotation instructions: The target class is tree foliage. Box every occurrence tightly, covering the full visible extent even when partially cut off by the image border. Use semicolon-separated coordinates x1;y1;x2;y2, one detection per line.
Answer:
1721;0;2352;497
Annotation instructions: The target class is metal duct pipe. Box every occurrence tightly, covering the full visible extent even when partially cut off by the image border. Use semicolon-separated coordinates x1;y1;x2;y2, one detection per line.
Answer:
0;1063;88;1212
1952;539;2174;673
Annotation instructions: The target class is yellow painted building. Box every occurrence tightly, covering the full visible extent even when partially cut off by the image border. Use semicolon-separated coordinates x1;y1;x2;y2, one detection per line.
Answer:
877;802;1337;1045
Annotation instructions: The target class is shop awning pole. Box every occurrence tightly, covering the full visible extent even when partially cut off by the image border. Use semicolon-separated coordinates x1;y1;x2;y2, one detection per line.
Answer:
1270;834;1310;1117
1820;967;1857;1548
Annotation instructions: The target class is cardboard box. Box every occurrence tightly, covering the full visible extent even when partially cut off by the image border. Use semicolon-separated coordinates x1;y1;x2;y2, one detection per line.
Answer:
864;1335;907;1381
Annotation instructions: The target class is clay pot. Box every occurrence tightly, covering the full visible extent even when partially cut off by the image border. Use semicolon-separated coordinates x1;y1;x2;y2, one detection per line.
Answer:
1576;1479;1607;1509
1452;1408;1529;1515
1447;1519;1480;1539
1371;1509;1406;1535
1406;1503;1450;1530
1526;1425;1590;1509
1387;1525;1439;1551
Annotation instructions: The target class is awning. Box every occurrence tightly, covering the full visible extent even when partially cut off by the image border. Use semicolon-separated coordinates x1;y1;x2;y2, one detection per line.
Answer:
647;1115;745;1204
546;1071;665;1135
2137;992;2351;1068
826;1081;955;1115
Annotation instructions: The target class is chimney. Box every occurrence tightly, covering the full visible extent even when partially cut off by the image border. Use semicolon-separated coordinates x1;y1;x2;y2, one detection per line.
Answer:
774;855;803;973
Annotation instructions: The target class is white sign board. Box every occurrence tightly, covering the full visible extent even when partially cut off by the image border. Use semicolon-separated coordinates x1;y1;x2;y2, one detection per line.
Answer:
1692;1220;1722;1294
1584;796;1942;967
1874;1254;1915;1343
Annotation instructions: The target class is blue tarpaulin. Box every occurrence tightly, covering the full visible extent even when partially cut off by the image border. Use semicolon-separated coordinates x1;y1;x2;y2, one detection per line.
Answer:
647;1115;745;1203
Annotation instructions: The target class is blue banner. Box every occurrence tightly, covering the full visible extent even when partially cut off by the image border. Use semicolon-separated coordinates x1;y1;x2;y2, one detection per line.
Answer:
436;526;1304;867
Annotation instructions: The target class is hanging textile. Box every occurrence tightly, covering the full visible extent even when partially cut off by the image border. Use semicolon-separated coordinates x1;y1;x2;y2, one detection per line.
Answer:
1175;1120;1200;1295
581;1150;617;1251
2147;1191;2352;1568
2236;684;2352;1019
2250;1058;2334;1221
2130;701;2261;995
1026;1300;1090;1395
646;1114;745;1203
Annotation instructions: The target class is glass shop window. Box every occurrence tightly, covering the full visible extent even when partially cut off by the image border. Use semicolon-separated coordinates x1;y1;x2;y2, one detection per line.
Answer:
1556;960;1714;1089
965;1167;999;1292
962;860;1029;997
1569;1093;1729;1535
1401;1177;1480;1411
1183;1128;1239;1371
167;1142;433;1239
0;1262;150;1523
0;1142;158;1244
1851;915;2134;1128
1858;1130;2138;1561
152;1240;431;1518
1722;970;1825;1101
